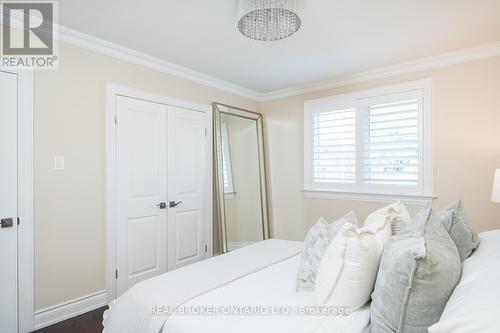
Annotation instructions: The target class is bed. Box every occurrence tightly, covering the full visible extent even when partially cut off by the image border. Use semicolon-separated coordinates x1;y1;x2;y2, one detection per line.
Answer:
103;230;500;333
102;239;370;333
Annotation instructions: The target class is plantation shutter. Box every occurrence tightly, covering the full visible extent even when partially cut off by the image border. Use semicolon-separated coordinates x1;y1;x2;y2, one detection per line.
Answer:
312;108;357;184
363;99;420;186
305;81;431;197
220;122;234;193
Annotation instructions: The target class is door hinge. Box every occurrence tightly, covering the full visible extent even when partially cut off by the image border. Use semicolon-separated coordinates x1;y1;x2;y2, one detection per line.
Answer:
115;269;118;279
17;217;20;225
204;128;208;136
114;114;119;125
205;245;208;252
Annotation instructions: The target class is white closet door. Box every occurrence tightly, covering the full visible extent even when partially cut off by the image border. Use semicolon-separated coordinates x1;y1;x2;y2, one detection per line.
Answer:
167;106;207;270
0;71;18;332
116;96;168;296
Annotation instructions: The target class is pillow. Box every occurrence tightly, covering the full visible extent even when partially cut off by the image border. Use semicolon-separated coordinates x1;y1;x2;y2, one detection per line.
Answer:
295;211;358;291
315;211;392;311
428;230;500;333
436;200;479;261
370;206;461;333
364;201;412;235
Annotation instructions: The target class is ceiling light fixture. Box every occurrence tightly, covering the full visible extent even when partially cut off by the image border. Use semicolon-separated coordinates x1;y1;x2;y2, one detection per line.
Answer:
238;0;301;42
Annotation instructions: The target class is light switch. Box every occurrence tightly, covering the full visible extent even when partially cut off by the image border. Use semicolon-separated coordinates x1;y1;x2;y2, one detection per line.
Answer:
54;156;65;170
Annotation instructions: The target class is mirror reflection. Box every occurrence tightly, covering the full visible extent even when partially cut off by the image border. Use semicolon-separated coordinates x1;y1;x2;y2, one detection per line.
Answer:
214;103;269;253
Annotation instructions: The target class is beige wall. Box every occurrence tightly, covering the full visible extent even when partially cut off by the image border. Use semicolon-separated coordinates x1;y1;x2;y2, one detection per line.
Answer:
33;42;259;310
261;56;500;241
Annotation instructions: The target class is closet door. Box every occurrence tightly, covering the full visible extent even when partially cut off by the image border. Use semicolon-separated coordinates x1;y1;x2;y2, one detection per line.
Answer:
167;106;208;270
0;70;18;333
116;96;168;296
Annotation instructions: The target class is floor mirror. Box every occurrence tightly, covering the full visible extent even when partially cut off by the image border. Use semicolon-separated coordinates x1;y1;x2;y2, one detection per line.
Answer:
213;103;270;254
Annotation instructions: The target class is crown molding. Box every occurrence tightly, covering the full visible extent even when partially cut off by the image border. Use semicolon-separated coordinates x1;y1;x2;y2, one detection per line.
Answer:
3;12;500;102
0;13;262;100
59;28;500;102
57;26;263;101
259;41;500;101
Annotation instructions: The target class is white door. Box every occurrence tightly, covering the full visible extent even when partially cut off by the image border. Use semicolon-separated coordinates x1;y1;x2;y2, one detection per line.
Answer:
116;96;168;296
167;106;207;270
0;71;19;332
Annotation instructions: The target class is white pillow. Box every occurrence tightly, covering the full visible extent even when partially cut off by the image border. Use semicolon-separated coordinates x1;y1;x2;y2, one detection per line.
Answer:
364;201;412;235
313;202;412;311
296;211;358;291
315;215;391;311
428;230;500;333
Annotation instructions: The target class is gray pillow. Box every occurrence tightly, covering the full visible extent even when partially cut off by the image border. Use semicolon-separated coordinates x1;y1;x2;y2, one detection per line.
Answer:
370;206;461;333
295;211;357;291
436;200;479;261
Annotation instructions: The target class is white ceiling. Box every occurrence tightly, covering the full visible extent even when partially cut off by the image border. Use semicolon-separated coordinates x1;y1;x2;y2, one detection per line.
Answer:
60;0;500;94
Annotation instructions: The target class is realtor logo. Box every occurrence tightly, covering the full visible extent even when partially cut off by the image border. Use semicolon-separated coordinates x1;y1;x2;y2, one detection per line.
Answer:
1;1;58;69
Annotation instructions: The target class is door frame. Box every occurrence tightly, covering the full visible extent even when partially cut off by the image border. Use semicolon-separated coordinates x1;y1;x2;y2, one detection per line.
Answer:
105;83;213;302
0;68;34;332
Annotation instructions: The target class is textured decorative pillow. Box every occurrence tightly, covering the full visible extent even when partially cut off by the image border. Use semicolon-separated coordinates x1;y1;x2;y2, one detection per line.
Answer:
370;206;462;333
364;201;412;236
295;211;358;291
436;200;479;261
315;212;392;311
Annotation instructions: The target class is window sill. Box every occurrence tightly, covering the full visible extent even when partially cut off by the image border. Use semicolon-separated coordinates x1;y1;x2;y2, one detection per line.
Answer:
302;189;437;205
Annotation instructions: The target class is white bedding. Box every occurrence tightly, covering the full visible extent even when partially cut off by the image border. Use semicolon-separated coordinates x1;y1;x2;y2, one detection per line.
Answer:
162;255;371;333
103;240;304;333
428;230;500;333
103;239;370;333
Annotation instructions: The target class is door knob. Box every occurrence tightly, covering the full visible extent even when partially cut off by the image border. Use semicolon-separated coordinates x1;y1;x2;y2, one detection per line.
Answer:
169;201;183;208
157;202;167;209
1;217;14;228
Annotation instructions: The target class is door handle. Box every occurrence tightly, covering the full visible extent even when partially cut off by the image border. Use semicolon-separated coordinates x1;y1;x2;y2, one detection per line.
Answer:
1;217;14;229
157;202;167;209
169;201;183;208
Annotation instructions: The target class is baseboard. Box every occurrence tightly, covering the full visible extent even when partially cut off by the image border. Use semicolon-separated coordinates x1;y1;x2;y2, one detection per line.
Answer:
227;242;255;251
33;290;108;330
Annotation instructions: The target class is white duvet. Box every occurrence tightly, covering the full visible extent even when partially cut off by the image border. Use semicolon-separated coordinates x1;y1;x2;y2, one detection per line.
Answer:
163;255;370;333
103;239;371;333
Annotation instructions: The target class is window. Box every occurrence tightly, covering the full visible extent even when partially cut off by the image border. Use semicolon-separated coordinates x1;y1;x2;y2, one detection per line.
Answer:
312;108;357;184
363;98;419;186
220;122;235;196
304;80;432;200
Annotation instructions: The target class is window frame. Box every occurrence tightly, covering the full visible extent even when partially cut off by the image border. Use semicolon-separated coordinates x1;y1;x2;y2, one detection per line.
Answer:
304;79;433;203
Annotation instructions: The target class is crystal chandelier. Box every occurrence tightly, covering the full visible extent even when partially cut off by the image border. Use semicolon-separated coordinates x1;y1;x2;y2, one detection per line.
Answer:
238;0;301;41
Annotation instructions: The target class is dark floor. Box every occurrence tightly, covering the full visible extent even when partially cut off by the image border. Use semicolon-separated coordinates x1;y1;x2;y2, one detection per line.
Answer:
33;306;107;333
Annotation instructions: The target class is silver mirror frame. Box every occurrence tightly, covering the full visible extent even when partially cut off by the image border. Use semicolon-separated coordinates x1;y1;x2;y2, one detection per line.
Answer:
213;103;270;253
